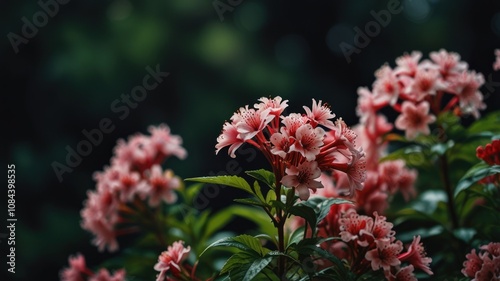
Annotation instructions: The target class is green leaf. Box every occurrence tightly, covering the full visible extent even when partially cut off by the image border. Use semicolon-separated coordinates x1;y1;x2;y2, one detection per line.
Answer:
430;140;455;156
234;198;268;208
252;180;266;202
246;169;276;189
453;228;476;243
299;197;352;224
185;175;253;195
467;111;500;134
200;234;270;257
243;256;273;281
287;226;306;249
265;189;277;205
229;205;277;238
290;197;352;234
220;251;255;275
454;163;500;197
229;260;277;281
381;145;431;168
288;205;317;233
203;209;240;242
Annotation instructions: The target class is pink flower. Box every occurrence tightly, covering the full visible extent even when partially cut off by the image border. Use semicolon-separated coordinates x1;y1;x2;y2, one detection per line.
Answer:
462;242;500;280
113;135;155;171
494;49;500;71
451;71;485;118
149;124;187;160
371;212;395;241
88;269;126;281
475;255;500;281
216;121;244;158
397;168;417;201
429;49;468;79
254;96;289;116
342;148;367;196
378;160;405;194
355;174;389;215
139;165;181;207
80;190;119;252
289;124;325;161
234;106;274;141
60;254;126;281
462;249;485;278
398;235;433;275
281;161;323;200
389;265;417;281
480;242;500;257
365;239;403;271
338;210;374;246
60;253;89;281
394;51;422;77
107;164;141;202
395;101;436;140
270;129;291;158
303;98;336;128
373;65;401;105
281;113;308;137
405;67;442;101
154;241;191;281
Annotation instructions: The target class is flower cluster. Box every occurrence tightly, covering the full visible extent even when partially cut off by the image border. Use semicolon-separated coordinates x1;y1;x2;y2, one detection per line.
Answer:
81;124;186;252
357;49;485;140
476;139;500;186
314;123;417;215
60;254;126;281
462;242;500;280
216;97;366;199
318;208;433;280
477;139;500;166
154;241;192;281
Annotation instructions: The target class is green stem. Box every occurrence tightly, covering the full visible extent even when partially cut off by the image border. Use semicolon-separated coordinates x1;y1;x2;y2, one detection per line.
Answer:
439;154;459;230
275;180;286;278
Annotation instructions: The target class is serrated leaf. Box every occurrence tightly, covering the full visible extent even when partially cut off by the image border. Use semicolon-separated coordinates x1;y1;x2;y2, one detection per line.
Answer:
185;175;253;195
220;251;255;275
200;234;270;257
454;163;500;197
246;169;276;189
252;181;266;202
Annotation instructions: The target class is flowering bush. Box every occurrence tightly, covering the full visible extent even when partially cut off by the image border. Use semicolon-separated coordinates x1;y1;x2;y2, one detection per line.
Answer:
60;49;500;281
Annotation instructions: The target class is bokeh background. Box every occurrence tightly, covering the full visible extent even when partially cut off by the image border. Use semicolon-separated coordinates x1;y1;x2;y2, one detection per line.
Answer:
2;0;500;280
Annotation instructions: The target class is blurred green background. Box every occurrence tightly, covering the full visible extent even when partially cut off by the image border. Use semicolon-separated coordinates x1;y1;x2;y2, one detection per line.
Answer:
2;0;500;280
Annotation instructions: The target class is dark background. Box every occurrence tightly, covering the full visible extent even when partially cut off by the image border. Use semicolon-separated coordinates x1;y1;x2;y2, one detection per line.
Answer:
2;0;500;280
